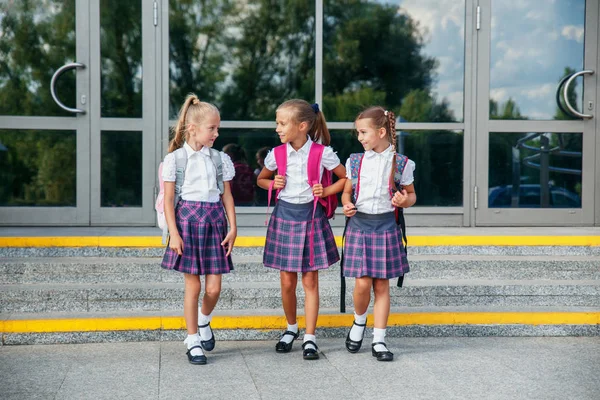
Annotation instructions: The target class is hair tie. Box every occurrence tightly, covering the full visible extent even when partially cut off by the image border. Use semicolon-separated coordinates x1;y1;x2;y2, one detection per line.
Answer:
384;110;389;116
192;98;200;105
311;103;320;113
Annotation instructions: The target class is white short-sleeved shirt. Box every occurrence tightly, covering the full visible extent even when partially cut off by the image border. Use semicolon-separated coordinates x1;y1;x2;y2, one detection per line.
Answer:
264;136;341;204
345;145;415;214
162;142;235;202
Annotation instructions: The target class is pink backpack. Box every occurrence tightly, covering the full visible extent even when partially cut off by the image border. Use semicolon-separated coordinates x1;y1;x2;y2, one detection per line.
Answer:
266;142;338;266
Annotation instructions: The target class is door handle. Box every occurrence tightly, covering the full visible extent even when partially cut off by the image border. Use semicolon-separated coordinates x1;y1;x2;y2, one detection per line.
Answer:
559;70;594;119
50;62;86;114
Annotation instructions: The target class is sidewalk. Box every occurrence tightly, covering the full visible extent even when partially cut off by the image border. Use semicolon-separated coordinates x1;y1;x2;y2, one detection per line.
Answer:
1;337;599;400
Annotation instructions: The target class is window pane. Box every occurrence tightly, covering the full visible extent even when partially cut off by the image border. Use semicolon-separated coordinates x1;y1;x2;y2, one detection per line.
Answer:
0;0;76;116
100;0;143;118
329;129;464;206
488;132;582;208
101;131;142;207
0;130;76;206
490;0;585;120
323;0;465;122
169;0;315;121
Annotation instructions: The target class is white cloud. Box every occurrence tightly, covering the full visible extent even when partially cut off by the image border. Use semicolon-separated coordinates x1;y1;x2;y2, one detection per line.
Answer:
520;84;555;100
561;25;584;43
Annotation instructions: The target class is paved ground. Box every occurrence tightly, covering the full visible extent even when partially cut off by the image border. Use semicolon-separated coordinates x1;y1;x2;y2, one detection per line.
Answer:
1;337;599;400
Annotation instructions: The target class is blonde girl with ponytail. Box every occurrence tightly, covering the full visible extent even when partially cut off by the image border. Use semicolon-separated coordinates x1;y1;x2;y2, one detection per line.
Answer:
161;94;237;365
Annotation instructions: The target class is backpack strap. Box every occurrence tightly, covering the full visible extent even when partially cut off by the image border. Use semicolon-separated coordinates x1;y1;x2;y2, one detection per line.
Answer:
209;148;224;195
162;148;188;244
306;142;325;267
349;153;364;204
390;153;409;288
265;145;287;225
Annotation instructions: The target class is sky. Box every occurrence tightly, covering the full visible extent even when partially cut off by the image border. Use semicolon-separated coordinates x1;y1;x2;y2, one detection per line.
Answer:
387;0;586;120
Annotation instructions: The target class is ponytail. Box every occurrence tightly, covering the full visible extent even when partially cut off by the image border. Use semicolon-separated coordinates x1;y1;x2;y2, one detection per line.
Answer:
309;110;331;146
168;94;220;153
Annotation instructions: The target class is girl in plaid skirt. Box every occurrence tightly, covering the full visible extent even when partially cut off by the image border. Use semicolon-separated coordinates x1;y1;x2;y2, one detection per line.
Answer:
161;94;237;365
341;106;416;362
256;99;347;360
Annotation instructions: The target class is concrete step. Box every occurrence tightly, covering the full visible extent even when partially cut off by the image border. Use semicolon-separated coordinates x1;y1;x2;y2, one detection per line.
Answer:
1;279;599;313
2;306;599;344
2;255;599;284
3;245;600;258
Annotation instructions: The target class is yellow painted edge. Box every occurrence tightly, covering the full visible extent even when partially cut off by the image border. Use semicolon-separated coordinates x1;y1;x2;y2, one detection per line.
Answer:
2;312;599;334
2;235;600;248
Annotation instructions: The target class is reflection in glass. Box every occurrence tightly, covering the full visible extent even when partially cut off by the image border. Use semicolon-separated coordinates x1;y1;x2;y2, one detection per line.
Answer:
166;127;280;206
490;0;585;120
330;129;463;206
0;0;76;116
100;0;143;118
0;130;76;206
101;131;142;207
169;1;315;121
323;0;465;122
488;132;582;208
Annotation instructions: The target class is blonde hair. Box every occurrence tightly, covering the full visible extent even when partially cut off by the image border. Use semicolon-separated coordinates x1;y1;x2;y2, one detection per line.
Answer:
168;94;220;153
355;106;396;149
276;99;331;146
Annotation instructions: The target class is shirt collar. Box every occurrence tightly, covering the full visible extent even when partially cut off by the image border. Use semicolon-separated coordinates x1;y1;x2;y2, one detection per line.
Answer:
364;144;394;159
183;142;211;158
286;136;313;156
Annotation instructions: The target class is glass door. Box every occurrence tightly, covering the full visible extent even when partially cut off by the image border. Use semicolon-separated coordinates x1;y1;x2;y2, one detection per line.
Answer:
0;0;91;225
89;0;157;225
475;0;598;225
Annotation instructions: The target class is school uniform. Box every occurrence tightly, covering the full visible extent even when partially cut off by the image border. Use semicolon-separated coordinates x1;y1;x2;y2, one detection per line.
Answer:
263;137;340;272
342;145;415;279
161;142;236;275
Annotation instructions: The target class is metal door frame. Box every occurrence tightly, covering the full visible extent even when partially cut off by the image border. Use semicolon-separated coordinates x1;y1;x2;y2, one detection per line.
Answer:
474;0;598;226
0;0;91;225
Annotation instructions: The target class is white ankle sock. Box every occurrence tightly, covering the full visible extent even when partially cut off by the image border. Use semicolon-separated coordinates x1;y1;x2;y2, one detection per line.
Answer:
303;333;317;351
372;328;387;352
349;311;367;341
198;311;213;341
184;333;204;357
280;323;298;344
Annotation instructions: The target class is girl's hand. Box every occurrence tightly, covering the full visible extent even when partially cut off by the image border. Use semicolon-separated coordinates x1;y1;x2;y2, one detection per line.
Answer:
343;203;357;217
169;233;183;256
312;183;324;198
273;175;286;190
221;228;237;257
392;189;410;208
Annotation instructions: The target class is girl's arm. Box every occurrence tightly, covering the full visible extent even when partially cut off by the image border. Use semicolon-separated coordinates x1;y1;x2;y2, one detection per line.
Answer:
221;181;237;257
257;167;285;190
341;178;357;217
392;183;417;208
164;181;183;255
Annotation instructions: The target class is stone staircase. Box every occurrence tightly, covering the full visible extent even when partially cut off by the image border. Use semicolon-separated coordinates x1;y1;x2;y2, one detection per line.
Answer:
1;244;600;344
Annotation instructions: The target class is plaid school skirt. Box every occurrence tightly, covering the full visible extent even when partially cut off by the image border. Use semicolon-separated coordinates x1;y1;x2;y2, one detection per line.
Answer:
264;200;339;272
343;212;409;279
161;200;233;275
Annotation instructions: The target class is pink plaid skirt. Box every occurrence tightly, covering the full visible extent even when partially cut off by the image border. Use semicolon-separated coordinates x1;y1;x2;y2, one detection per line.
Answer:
264;200;339;272
342;212;409;279
161;200;233;275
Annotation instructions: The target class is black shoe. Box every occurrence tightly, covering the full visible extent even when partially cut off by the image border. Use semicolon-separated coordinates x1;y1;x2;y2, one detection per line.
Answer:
345;320;367;353
302;340;319;360
371;342;394;362
186;345;207;365
198;322;215;352
275;330;299;353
